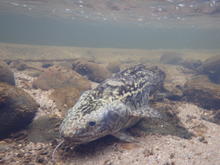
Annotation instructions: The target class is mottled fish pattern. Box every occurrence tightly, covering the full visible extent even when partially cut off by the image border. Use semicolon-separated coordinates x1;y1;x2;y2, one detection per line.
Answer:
60;64;165;144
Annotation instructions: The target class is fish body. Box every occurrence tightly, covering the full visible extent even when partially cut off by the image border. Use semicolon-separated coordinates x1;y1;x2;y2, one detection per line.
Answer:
60;64;165;144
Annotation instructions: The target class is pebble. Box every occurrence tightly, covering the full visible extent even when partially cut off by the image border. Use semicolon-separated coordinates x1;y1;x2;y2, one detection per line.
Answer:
39;150;48;155
198;136;208;144
36;156;45;164
170;153;175;159
103;160;113;165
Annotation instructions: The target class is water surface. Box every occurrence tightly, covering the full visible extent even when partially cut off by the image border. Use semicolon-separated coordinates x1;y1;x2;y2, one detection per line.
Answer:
0;13;220;49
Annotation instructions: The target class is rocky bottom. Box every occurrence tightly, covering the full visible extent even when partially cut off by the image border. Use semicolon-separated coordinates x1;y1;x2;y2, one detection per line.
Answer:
0;69;220;165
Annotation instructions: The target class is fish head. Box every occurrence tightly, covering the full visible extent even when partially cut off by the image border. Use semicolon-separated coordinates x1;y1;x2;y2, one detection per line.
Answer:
59;91;128;144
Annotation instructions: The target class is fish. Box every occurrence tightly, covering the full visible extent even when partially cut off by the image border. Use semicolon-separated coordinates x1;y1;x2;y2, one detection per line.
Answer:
59;64;165;144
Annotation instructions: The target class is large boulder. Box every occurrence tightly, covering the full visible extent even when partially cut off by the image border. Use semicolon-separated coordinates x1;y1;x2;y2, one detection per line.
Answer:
160;52;202;71
0;83;39;137
197;55;220;83
182;76;220;110
160;65;193;100
0;61;15;85
72;59;112;83
160;52;183;65
32;65;91;90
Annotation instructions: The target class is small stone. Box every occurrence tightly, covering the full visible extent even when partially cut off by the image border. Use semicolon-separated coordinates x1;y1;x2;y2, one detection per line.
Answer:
0;158;5;164
120;143;139;150
163;162;170;165
42;63;53;68
36;156;45;164
39;150;48;155
103;160;112;165
23;157;32;164
143;148;154;157
170;153;175;159
163;162;176;165
72;58;112;83
16;153;24;158
198;136;208;144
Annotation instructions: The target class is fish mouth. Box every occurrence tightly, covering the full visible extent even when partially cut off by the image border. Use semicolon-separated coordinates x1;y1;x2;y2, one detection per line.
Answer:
63;137;83;144
63;136;89;144
63;135;102;144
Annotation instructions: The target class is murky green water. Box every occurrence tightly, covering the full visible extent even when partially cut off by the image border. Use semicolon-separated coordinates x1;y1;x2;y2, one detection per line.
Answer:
0;13;220;49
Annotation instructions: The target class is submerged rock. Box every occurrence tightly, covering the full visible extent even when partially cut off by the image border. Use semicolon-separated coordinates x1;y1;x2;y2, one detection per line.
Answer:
27;70;42;78
213;112;220;124
49;87;82;113
197;55;220;84
9;60;29;71
41;63;53;68
0;83;39;137
180;59;202;70
72;58;112;83
27;116;61;143
202;111;220;125
182;76;220;110
160;65;192;100
106;61;120;73
160;53;183;65
137;102;193;139
160;52;202;71
32;65;91;90
0;61;15;86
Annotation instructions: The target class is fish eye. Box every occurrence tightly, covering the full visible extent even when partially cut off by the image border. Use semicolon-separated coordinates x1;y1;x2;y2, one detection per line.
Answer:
88;121;96;127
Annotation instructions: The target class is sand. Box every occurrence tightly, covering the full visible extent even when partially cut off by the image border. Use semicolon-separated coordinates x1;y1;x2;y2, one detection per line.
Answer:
1;69;218;165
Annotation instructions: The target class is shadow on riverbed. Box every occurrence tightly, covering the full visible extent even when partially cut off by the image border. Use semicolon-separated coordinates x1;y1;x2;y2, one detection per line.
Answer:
60;105;193;158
